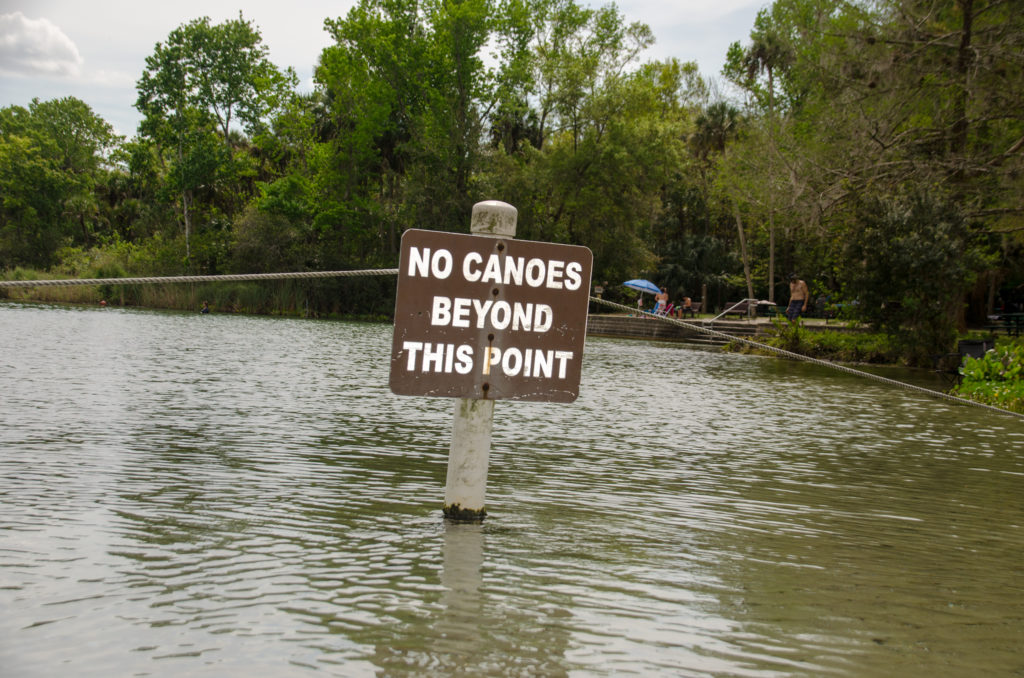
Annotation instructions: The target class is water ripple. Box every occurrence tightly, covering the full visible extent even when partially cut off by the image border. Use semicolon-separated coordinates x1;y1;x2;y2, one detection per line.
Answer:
2;304;1023;677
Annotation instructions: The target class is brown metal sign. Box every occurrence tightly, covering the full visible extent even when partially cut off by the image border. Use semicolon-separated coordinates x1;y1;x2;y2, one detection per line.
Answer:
390;229;593;402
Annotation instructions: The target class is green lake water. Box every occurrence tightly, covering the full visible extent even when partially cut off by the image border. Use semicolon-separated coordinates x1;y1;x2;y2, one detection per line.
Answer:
1;302;1022;677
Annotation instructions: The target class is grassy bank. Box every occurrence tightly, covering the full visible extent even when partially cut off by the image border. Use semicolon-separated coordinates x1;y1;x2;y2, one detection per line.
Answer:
727;317;1024;412
726;318;902;364
1;257;395;321
2;271;349;318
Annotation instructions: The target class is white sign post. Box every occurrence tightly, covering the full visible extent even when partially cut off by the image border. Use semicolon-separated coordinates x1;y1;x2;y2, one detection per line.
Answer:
444;201;514;522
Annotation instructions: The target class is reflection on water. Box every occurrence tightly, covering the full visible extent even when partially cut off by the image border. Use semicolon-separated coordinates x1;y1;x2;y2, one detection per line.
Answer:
1;303;1022;677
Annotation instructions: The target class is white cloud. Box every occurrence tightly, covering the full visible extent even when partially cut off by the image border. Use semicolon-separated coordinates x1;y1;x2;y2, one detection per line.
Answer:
616;0;764;24
0;11;83;78
87;68;138;88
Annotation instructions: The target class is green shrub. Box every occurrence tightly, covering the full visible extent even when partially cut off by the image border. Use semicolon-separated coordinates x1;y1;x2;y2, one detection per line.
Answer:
10;267;40;281
730;317;900;364
93;261;126;302
954;342;1024;413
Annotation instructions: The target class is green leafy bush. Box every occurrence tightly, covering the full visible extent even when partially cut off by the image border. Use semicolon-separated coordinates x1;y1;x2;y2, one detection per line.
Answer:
838;193;982;366
731;317;900;364
954;343;1024;413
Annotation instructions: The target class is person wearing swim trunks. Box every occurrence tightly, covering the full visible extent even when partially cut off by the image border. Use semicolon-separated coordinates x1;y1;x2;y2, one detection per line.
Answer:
787;273;808;322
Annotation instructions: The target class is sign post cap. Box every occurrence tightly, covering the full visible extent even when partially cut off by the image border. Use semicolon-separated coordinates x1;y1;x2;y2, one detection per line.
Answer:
471;201;518;238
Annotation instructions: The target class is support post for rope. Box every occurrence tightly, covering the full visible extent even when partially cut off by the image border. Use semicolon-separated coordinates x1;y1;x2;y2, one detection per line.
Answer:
443;201;518;522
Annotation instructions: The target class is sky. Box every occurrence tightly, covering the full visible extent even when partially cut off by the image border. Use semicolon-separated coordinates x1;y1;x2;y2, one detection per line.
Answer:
0;0;766;137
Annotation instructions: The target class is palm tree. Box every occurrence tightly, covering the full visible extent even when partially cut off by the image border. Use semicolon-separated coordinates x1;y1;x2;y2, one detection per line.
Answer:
692;101;740;160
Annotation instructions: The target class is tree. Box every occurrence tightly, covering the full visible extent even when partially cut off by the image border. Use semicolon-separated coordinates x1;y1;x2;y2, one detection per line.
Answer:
137;14;297;149
691;102;739;161
404;0;493;235
841;193;981;365
0;97;118;268
314;0;702;287
725;11;795;302
316;0;437;262
482;2;700;283
135;13;297;266
686;101;751;302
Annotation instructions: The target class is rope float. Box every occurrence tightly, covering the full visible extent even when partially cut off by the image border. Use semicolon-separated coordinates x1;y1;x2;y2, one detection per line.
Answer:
2;269;1019;419
0;269;400;288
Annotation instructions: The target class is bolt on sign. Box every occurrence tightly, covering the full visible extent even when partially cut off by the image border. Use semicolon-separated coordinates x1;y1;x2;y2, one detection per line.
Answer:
390;229;593;403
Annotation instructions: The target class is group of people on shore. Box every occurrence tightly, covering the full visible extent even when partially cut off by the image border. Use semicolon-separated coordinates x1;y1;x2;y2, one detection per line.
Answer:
638;273;810;322
651;287;694;318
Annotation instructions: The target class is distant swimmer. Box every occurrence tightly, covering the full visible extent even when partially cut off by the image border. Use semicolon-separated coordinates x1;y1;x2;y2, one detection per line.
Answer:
201;301;210;314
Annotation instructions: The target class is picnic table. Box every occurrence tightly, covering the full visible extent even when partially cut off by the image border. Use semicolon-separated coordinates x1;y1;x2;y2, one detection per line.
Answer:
987;313;1024;336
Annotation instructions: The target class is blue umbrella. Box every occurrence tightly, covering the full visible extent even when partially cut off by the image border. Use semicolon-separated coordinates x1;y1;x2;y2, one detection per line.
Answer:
623;279;660;295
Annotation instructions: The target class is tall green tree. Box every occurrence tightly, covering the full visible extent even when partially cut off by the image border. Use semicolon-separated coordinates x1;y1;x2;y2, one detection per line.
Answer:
405;0;492;234
314;0;705;288
482;2;700;283
725;10;795;302
316;0;434;264
0;97;118;268
135;13;296;266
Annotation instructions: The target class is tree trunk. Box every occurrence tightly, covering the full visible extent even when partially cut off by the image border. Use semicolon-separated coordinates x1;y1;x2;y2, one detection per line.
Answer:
951;0;974;160
986;272;996;316
734;203;754;301
768;210;775;303
182;189;192;263
767;65;776;303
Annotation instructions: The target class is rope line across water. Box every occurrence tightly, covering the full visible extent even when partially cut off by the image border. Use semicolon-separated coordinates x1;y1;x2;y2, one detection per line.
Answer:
0;269;400;288
2;268;1018;419
590;297;1024;421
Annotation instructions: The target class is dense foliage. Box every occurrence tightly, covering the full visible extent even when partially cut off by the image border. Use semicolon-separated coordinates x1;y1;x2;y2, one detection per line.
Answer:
954;341;1024;413
0;97;118;267
728;317;901;364
2;0;1023;363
